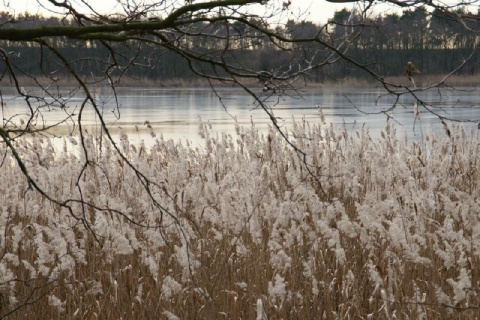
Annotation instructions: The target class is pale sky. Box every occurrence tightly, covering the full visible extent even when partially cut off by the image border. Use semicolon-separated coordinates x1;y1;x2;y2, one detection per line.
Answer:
5;0;401;24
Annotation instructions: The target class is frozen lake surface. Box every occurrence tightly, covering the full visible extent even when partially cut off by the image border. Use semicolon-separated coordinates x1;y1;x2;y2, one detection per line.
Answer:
2;86;480;146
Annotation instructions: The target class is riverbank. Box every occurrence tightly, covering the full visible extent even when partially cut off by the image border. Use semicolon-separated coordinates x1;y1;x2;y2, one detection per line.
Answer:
104;74;480;88
2;73;479;89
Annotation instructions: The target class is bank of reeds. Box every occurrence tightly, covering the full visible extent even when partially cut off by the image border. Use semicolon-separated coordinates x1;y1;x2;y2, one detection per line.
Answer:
1;117;480;319
4;72;480;89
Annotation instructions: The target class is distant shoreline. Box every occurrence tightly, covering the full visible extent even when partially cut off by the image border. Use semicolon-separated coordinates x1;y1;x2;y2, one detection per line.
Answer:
1;74;479;89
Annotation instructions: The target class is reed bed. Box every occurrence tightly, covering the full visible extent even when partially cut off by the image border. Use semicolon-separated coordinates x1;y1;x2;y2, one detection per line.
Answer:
0;117;479;319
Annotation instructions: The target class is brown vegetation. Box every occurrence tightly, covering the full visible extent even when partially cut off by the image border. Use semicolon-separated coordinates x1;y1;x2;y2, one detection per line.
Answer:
3;73;480;89
1;119;480;319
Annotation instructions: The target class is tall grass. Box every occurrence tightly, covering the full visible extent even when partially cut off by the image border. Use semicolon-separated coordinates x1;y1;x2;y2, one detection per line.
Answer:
1;117;479;319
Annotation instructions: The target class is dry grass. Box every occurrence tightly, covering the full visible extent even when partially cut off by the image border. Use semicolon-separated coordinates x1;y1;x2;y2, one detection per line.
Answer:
0;75;259;89
4;73;480;90
1;118;480;319
384;74;480;88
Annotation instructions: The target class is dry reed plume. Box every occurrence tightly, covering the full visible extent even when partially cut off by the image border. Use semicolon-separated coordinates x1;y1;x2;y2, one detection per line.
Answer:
0;116;479;319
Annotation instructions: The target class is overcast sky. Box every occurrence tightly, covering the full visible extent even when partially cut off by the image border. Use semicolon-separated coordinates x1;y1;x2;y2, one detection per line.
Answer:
6;0;398;24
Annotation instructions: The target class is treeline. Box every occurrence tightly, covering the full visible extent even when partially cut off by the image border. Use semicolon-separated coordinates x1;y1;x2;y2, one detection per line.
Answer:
328;7;480;78
0;8;479;82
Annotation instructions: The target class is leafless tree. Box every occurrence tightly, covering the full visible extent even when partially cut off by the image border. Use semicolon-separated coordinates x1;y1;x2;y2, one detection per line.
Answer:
0;0;479;317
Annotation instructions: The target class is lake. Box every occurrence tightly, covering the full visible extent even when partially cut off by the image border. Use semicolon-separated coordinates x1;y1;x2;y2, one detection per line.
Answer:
2;86;480;147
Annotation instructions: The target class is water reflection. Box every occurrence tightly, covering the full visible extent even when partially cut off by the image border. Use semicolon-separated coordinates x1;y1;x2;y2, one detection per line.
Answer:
1;86;480;147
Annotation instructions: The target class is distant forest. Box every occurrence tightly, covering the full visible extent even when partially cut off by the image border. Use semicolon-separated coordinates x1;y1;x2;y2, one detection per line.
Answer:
1;8;479;83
